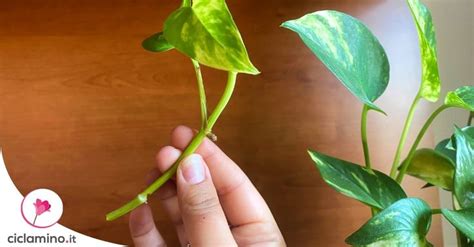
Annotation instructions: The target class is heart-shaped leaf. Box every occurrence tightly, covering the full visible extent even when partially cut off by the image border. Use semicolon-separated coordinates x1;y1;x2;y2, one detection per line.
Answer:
435;138;456;164
346;198;433;247
453;127;474;208
282;11;389;113
308;150;406;210
402;148;454;190
163;0;259;74
142;32;174;53
441;208;474;240
407;0;441;102
444;86;474;111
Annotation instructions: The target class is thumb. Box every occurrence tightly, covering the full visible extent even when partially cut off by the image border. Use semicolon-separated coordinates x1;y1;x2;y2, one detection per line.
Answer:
177;154;237;246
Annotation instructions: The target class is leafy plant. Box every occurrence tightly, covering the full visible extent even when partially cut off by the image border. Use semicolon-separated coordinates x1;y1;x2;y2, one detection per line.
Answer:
283;0;474;246
106;0;258;221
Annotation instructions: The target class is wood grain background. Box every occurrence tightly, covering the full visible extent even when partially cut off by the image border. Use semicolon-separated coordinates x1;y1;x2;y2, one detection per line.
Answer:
0;0;443;246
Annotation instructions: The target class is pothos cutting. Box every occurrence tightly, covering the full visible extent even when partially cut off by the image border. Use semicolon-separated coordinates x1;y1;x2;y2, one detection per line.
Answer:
106;0;258;221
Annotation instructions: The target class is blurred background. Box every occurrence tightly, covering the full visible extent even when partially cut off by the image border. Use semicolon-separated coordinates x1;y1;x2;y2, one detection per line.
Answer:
0;0;471;246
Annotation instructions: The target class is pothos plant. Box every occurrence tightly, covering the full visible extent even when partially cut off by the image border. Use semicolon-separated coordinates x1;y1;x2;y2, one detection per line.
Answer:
106;0;259;221
282;0;474;246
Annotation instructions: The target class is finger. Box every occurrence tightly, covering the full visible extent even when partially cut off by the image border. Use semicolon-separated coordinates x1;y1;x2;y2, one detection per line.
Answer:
129;204;166;247
176;154;237;246
151;146;188;246
170;126;276;227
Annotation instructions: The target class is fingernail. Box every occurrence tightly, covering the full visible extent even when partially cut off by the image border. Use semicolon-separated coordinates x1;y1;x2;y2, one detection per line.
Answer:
180;154;206;185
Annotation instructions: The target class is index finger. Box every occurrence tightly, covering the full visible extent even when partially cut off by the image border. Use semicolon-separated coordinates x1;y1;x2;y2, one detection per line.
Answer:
169;126;276;227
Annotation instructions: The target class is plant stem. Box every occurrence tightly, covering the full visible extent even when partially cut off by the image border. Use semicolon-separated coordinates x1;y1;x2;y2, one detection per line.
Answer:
389;95;421;178
192;59;208;129
468;111;473;126
181;0;191;7
33;215;37;226
396;105;450;183
361;105;372;170
431;208;442;214
106;72;238;221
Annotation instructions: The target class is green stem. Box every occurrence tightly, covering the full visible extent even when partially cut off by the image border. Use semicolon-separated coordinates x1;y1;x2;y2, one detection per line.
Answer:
361;105;372;170
106;72;238;221
389;95;421;178
396;105;450;183
192;59;208;129
468;111;473;126
431;208;442;214
361;105;378;216
181;0;191;7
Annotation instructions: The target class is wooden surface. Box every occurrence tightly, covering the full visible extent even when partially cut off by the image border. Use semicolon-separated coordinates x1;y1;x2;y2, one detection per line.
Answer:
0;0;443;246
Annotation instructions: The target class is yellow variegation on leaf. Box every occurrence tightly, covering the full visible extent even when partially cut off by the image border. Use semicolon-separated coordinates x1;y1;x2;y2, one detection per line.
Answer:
163;0;259;75
407;0;441;102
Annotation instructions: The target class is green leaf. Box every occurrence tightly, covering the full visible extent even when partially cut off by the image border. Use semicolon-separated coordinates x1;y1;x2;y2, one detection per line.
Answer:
346;198;432;247
453;127;474;208
402;148;454;190
435;138;456;164
447;126;474;150
142;32;174;52
445;86;474;111
282;11;389;113
421;183;434;189
163;0;259;74
442;208;474;240
407;0;441;102
308;150;406;210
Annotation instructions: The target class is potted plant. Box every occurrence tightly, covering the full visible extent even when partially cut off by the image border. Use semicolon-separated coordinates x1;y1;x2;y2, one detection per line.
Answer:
106;0;259;221
282;0;473;246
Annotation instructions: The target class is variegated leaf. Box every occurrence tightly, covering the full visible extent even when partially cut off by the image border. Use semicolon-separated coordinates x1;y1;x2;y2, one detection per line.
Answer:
444;86;474;111
402;148;454;191
346;198;433;247
282;11;389;113
163;0;259;74
308;150;406;210
442;208;474;240
453;127;474;208
407;0;441;102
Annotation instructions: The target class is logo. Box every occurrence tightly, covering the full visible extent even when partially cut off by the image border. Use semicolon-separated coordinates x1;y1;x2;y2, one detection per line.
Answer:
21;189;63;228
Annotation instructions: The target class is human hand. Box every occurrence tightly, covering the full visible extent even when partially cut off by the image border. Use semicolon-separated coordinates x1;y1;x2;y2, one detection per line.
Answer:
128;126;286;247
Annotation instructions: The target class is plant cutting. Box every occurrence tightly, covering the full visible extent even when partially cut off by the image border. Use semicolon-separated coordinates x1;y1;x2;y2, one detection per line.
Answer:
282;0;474;246
106;0;259;221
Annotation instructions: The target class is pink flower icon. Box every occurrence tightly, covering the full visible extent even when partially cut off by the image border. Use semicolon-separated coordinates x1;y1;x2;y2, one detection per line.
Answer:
33;199;51;225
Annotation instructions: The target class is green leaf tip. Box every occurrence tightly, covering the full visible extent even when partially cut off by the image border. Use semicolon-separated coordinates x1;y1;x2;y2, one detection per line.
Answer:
441;208;474;240
142;32;174;53
163;0;259;75
346;198;433;246
435;138;457;164
446;126;474;151
282;10;390;112
444;86;474;111
308;149;406;210
407;0;441;102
